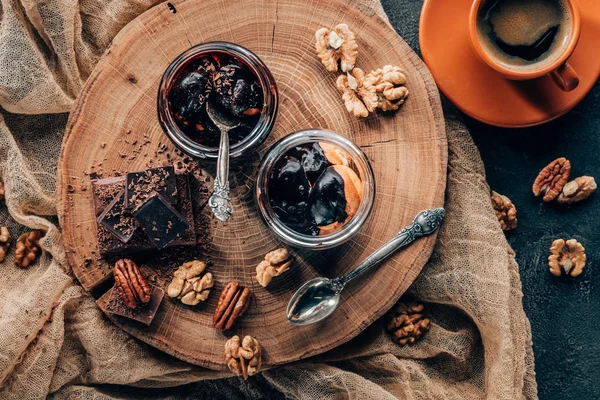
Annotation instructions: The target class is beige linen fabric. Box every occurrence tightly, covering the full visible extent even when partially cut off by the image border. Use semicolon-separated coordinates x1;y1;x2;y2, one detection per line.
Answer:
0;0;537;398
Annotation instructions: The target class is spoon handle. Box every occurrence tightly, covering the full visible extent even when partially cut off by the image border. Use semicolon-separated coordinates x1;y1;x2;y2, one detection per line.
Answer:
333;208;445;289
209;129;233;221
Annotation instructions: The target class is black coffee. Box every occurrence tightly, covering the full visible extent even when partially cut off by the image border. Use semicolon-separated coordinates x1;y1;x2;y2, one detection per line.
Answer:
478;0;572;69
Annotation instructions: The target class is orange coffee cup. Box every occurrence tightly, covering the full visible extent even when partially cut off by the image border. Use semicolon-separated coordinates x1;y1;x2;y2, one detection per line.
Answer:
469;0;581;91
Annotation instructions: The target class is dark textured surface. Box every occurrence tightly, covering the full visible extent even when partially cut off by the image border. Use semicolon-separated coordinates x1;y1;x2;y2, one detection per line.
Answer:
381;1;600;399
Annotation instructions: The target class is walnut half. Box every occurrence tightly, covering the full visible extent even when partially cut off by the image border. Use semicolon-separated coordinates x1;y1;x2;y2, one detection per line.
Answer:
225;335;262;380
167;260;214;306
0;227;11;262
364;65;409;112
548;239;586;277
15;230;42;268
336;68;377;118
256;248;293;287
315;24;358;73
557;176;597;204
490;190;517;231
386;302;431;345
532;157;571;202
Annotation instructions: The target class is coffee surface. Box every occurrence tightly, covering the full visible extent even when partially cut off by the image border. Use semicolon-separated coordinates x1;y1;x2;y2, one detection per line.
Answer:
478;0;571;69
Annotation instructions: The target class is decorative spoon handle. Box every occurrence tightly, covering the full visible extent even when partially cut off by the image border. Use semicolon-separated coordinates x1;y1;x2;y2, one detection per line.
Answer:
332;208;445;290
208;129;233;222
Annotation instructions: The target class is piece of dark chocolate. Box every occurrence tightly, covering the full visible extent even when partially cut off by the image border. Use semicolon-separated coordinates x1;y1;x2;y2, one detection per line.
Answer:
101;285;164;326
125;166;177;210
97;190;137;243
133;193;190;250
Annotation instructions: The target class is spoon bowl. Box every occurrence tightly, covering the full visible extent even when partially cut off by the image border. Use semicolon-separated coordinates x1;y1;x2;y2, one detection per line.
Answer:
286;277;341;326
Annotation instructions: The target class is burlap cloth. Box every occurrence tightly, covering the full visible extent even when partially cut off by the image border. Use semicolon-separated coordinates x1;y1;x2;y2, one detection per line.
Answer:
0;0;537;398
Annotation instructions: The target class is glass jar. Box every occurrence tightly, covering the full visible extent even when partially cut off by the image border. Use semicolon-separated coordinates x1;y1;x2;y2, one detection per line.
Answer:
256;129;376;249
157;42;278;160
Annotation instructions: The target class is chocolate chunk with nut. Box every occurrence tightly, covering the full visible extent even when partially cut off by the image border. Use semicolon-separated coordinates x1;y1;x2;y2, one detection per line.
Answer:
490;190;517;231
532;157;571;202
548;238;587;277
386;302;431;345
125;166;177;210
15;230;42;268
256;248;293;287
336;68;377;117
225;335;262;380
133;193;190;250
213;281;252;330
315;24;358;73
113;258;152;309
364;65;409;112
557;176;597;204
103;284;165;326
167;260;214;306
0;227;11;262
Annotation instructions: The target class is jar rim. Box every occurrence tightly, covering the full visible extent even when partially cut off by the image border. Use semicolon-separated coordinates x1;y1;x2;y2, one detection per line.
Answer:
255;129;376;249
157;41;278;160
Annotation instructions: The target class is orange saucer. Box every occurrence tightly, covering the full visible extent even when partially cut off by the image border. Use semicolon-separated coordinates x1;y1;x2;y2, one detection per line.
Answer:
419;0;600;128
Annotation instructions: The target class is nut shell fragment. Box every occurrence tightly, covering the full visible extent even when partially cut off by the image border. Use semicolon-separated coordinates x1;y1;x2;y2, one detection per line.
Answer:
532;157;571;202
386;302;431;345
548;238;587;277
490;190;517;231
15;230;42;268
315;24;358;72
225;335;262;380
557;176;596;204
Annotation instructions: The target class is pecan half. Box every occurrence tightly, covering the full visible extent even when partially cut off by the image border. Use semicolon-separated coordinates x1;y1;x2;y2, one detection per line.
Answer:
113;258;152;309
225;335;262;380
213;281;252;330
386;301;431;345
490;190;517;231
532;157;571;202
15;230;42;268
548;238;587;277
557;176;597;204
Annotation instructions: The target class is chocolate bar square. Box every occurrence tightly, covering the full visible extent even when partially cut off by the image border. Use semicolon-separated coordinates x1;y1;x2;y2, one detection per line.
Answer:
133;193;190;250
125;166;177;210
101;285;164;326
97;190;137;243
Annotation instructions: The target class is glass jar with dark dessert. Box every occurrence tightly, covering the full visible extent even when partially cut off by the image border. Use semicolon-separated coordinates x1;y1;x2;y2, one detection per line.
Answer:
256;130;375;249
158;42;278;160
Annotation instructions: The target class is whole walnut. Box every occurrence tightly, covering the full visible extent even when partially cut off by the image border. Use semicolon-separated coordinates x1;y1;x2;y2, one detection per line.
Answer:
336;68;377;118
532;157;571;202
0;227;11;262
255;248;293;287
548;239;586;277
490;191;517;231
387;302;431;345
0;181;5;201
225;335;262;380
15;230;42;268
364;65;409;111
557;176;596;204
315;24;358;73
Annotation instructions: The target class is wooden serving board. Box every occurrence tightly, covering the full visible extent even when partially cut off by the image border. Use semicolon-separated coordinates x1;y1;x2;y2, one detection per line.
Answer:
58;0;447;370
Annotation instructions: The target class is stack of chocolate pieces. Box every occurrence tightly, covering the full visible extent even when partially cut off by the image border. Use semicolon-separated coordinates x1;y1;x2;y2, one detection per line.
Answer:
92;165;197;256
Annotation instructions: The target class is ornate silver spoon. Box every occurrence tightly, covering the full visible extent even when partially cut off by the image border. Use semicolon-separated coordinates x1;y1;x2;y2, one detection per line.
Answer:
206;102;240;222
286;208;445;326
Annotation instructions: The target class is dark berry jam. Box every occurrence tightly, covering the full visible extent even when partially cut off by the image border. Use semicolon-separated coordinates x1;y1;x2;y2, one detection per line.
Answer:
168;53;263;148
268;142;362;236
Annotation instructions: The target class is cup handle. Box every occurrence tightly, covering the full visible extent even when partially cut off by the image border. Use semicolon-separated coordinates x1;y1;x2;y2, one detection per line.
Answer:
550;62;579;92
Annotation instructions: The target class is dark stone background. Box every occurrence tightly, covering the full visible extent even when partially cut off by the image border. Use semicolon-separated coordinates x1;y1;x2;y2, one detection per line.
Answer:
381;1;600;398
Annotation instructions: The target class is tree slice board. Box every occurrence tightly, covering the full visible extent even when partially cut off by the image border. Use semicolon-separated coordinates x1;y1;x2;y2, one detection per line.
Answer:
58;0;447;370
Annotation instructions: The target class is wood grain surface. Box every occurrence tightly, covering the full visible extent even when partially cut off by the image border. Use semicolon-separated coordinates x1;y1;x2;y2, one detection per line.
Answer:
57;0;447;370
